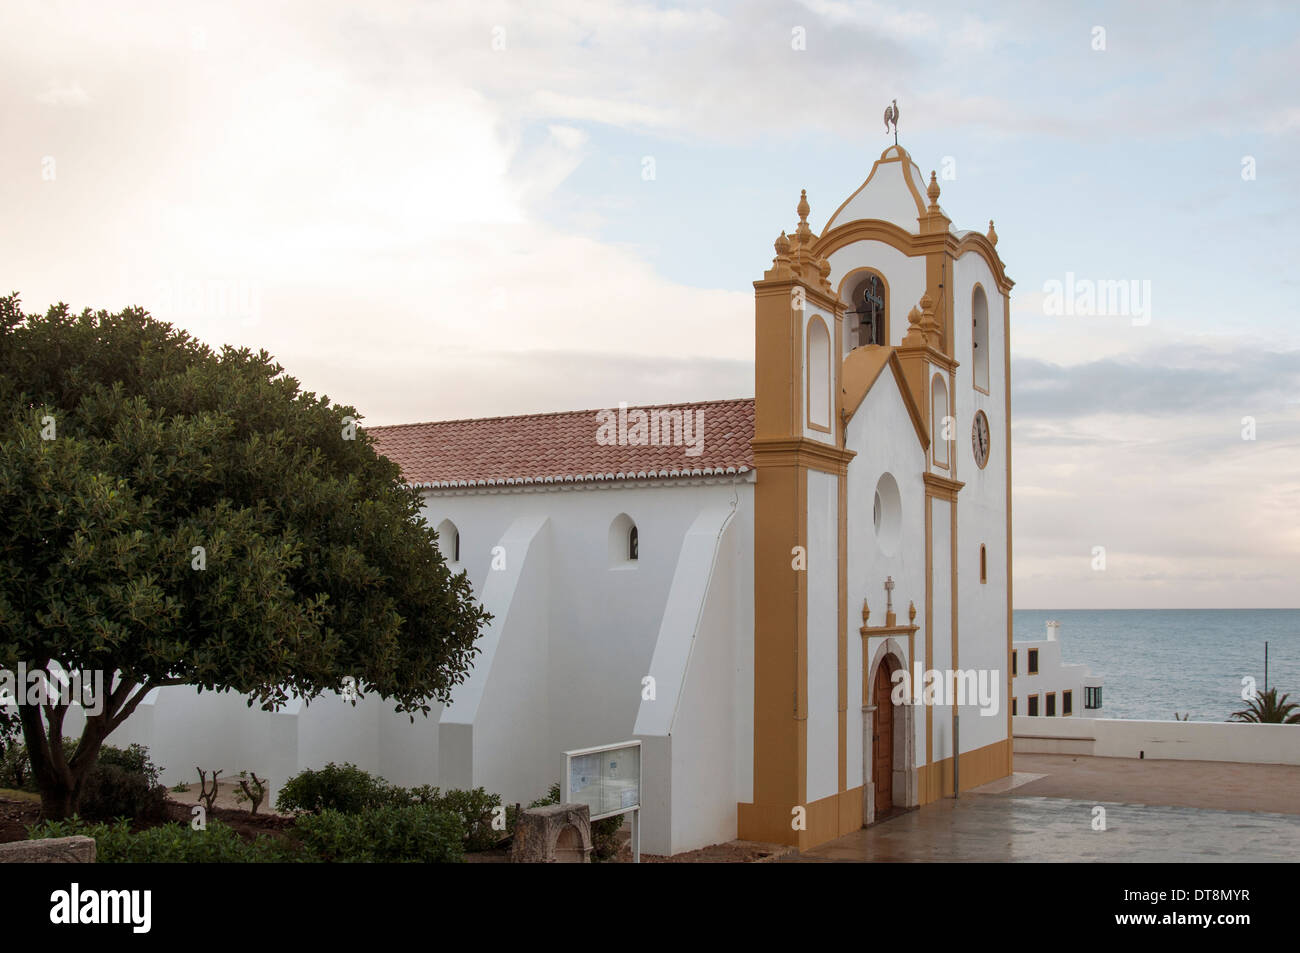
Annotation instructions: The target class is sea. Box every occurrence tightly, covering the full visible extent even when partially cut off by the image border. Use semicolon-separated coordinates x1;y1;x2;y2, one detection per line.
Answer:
1012;609;1300;722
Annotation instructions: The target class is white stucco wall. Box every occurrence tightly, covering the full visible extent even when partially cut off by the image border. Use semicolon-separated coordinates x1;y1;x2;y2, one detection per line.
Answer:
825;149;927;234
952;249;1011;757
54;475;757;857
1013;716;1300;765
844;373;927;787
635;495;752;854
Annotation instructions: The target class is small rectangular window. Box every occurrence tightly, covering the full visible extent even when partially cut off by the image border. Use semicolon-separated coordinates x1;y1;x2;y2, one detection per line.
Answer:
1011;650;1017;676
1011;697;1017;716
980;545;987;584
1027;694;1039;717
1085;686;1102;710
1027;649;1039;675
1046;692;1056;717
1063;690;1073;716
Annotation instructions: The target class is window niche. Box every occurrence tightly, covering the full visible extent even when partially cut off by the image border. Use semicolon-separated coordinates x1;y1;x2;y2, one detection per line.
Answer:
435;519;460;564
844;270;888;350
972;284;990;392
609;514;639;568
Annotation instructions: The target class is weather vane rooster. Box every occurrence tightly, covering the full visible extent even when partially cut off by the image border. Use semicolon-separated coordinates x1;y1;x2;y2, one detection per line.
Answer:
883;98;899;144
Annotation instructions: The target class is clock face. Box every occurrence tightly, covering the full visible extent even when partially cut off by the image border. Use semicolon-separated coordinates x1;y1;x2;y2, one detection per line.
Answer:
972;411;990;468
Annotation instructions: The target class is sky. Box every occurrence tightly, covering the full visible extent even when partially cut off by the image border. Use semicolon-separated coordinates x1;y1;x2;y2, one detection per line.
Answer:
3;0;1298;609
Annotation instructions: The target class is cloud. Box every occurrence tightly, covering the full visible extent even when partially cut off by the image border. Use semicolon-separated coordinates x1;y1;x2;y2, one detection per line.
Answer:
1012;345;1300;419
35;81;91;106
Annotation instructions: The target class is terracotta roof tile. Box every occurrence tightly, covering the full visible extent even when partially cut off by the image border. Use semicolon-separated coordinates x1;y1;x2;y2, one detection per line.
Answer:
367;398;755;487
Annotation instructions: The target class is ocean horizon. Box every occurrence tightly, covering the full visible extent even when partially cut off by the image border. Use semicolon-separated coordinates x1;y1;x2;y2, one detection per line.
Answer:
1012;609;1300;723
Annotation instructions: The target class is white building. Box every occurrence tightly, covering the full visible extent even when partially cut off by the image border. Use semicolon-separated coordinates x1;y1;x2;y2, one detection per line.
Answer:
76;142;1017;856
1012;620;1104;718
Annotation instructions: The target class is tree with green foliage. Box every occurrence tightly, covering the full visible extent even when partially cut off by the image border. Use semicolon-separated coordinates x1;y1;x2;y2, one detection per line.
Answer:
0;294;490;819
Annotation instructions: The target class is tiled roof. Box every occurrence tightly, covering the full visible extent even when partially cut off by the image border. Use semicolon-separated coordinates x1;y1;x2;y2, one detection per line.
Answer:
366;398;755;488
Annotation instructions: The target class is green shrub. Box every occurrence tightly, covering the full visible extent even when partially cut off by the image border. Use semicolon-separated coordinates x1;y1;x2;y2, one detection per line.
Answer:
29;818;297;863
0;739;33;791
78;762;169;823
294;805;464;863
95;743;162;787
78;743;168;822
275;762;397;814
2;739;168;821
276;767;502;852
434;787;503;851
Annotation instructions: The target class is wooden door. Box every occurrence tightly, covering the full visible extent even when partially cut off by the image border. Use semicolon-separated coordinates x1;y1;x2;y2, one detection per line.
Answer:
873;664;894;814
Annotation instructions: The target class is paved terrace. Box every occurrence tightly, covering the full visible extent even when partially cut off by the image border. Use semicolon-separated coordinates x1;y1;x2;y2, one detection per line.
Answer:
786;754;1300;862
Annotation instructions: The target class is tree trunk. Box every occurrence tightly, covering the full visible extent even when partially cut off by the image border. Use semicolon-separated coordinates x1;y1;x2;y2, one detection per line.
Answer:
38;780;81;822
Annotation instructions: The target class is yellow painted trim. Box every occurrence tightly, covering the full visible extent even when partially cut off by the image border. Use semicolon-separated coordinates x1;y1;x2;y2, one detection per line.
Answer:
839;346;930;451
950;494;958;791
752;436;856;475
918;738;1011;802
1003;287;1014;776
737;786;864;850
924;494;932;771
923;471;965;501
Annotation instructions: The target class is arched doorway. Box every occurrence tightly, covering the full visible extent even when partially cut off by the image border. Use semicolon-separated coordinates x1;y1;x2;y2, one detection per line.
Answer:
864;639;916;825
872;662;895;814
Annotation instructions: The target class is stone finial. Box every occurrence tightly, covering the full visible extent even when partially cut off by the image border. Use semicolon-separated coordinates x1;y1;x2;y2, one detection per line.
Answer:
765;230;793;279
907;305;922;328
927;171;941;209
986;219;998;246
862;598;870;625
919;291;933;313
908;600;916;624
795;189;813;244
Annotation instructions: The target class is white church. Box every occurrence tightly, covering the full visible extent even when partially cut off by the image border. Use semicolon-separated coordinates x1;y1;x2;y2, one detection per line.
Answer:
82;141;1016;856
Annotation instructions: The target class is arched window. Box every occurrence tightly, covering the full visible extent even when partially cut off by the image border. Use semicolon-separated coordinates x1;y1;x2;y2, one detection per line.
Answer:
972;285;989;392
845;270;888;349
435;519;460;563
931;373;949;468
806;315;831;432
609;513;638;567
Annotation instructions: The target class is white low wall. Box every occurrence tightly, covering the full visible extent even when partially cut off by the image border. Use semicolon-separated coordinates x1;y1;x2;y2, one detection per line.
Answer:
1013;716;1300;766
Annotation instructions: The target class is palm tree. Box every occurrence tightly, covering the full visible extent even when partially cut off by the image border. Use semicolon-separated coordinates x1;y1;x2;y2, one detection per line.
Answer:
1230;688;1300;724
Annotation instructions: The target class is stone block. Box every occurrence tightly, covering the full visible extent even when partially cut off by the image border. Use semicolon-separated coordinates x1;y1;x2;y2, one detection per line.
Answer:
0;836;97;863
510;803;592;863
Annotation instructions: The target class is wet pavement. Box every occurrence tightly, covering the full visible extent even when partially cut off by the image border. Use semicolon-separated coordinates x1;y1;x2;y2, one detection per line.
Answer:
787;796;1300;862
786;755;1300;862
